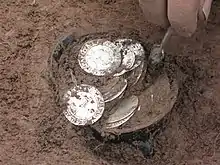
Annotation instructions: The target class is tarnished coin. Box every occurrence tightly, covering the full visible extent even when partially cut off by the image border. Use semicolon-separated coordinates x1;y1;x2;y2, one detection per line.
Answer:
106;95;139;124
129;42;145;57
127;62;145;86
128;42;145;71
78;39;122;76
115;39;136;70
113;39;145;76
122;50;136;70
114;39;133;49
123;41;144;70
113;69;127;77
128;60;142;71
99;77;127;103
105;111;136;129
63;84;105;126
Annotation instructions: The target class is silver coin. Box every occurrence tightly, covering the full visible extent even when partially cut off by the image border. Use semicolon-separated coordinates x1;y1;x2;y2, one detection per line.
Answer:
99;77;127;102
63;84;105;126
113;59;142;77
115;39;135;69
106;95;139;124
129;42;145;58
113;69;127;77
113;39;145;76
78;39;122;76
114;39;133;48
127;62;145;86
105;102;140;129
122;49;136;70
128;60;142;71
105;111;136;129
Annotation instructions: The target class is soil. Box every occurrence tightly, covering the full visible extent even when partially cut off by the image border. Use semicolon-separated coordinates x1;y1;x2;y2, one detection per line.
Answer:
47;30;176;137
0;0;220;165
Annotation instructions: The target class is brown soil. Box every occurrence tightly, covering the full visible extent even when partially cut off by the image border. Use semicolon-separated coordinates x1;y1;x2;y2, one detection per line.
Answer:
0;0;220;165
47;30;175;136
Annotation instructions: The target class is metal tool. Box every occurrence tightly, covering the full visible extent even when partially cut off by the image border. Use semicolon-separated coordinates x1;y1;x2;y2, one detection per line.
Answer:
149;27;173;65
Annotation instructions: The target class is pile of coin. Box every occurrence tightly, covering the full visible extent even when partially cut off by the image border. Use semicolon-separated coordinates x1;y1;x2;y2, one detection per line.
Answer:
63;38;146;128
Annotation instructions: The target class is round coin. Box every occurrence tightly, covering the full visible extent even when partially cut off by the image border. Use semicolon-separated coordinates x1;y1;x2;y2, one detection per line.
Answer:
78;39;122;76
99;77;128;103
106;95;139;124
105;111;136;129
63;84;105;126
113;39;145;76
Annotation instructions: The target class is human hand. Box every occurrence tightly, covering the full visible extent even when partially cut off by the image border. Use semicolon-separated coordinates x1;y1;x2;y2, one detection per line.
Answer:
139;0;213;37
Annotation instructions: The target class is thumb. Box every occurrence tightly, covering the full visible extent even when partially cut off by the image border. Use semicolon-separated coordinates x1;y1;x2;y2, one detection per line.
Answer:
200;0;213;20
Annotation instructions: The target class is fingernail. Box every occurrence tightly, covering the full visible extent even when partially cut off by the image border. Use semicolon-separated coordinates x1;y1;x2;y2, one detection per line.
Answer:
202;0;213;20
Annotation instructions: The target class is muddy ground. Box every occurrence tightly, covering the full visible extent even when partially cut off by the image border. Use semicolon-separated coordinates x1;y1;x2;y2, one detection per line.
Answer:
0;0;220;165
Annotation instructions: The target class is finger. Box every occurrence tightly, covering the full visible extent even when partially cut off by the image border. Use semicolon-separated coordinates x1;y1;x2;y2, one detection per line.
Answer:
139;0;169;28
201;0;213;20
168;0;201;36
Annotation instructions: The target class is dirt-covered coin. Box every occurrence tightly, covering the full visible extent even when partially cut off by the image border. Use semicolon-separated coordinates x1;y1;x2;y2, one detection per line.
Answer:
63;84;105;126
